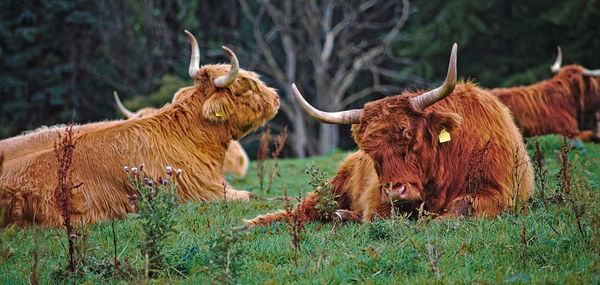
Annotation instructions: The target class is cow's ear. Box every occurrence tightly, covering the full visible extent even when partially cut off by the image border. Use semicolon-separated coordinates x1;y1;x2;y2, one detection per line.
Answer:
427;111;462;143
202;93;232;121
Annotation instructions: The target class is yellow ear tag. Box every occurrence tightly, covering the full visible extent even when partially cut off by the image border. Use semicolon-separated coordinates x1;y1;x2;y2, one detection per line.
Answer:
215;111;224;118
438;128;451;143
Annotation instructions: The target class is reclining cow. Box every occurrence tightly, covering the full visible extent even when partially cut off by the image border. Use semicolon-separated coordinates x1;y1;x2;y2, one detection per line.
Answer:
113;91;249;178
490;47;600;142
245;44;533;227
0;30;279;226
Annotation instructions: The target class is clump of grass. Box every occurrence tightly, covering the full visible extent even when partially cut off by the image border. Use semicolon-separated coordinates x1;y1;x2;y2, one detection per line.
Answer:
125;164;181;278
425;229;441;279
368;219;394;240
208;228;245;284
29;221;41;285
532;139;548;207
256;125;288;193
305;162;338;220
518;213;528;270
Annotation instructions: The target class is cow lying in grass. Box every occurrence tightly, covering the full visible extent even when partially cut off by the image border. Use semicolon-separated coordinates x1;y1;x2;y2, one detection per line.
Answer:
0;30;279;226
113;91;249;178
490;47;600;142
245;44;533;227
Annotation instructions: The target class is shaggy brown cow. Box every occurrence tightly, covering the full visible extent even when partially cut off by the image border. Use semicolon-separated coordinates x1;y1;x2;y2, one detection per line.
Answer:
0;30;279;226
246;44;533;227
489;47;600;142
113;92;249;178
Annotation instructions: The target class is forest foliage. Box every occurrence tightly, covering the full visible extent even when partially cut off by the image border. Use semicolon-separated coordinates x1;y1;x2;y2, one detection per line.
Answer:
1;0;599;157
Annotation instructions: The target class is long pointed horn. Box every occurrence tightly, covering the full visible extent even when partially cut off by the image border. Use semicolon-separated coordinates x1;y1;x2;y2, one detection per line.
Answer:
214;46;239;88
550;46;562;73
410;43;458;111
113;91;135;119
292;83;362;124
582;68;600;77
184;30;200;78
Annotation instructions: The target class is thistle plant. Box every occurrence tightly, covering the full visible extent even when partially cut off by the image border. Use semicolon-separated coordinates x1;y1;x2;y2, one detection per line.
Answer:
125;164;181;277
305;162;338;220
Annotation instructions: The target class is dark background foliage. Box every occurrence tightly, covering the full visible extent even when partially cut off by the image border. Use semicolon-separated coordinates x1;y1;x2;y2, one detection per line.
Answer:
1;0;598;157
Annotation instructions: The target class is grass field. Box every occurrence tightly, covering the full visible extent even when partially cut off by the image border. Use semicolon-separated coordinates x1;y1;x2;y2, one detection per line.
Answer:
1;135;599;284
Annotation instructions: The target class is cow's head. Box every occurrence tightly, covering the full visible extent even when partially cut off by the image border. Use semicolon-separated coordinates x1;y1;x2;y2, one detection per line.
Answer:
293;44;460;203
176;30;280;140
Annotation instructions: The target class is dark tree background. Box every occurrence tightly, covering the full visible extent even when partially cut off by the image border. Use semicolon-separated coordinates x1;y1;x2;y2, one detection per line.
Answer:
1;0;599;158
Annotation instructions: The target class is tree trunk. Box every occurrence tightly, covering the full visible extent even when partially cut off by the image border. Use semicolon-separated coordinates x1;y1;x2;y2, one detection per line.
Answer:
318;123;338;155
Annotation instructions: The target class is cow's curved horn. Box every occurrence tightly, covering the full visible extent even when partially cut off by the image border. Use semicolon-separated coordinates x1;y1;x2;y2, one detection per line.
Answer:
113;91;135;119
292;83;362;124
214;46;239;88
582;68;600;77
410;43;458;111
550;46;562;73
185;30;200;78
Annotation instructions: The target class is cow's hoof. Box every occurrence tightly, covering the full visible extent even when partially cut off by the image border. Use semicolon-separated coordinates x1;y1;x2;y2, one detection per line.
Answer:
333;211;347;223
232;225;249;231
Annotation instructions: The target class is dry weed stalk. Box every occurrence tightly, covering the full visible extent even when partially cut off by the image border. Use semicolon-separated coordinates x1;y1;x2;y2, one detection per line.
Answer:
284;189;307;268
53;123;81;272
257;125;289;193
557;137;585;239
532;140;548;206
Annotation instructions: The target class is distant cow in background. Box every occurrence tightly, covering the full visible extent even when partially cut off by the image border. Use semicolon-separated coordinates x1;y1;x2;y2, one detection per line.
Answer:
490;47;600;142
1;30;279;226
113;92;249;178
246;44;533;227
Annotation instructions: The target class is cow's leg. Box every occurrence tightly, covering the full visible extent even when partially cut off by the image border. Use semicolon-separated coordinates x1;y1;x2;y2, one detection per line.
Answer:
332;209;362;223
444;190;503;218
245;192;323;228
573;130;594;142
225;188;255;201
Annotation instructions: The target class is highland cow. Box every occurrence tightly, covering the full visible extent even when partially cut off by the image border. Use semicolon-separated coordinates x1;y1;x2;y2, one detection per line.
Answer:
113;91;249;178
246;44;533;227
490;47;600;142
0;30;279;226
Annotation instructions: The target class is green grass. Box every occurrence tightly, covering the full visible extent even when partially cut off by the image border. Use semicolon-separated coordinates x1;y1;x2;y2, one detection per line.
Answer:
1;136;599;284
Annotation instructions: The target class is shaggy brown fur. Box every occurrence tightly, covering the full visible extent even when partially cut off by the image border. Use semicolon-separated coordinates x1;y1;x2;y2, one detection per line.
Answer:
490;66;600;141
246;83;533;227
114;97;250;178
1;63;279;227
